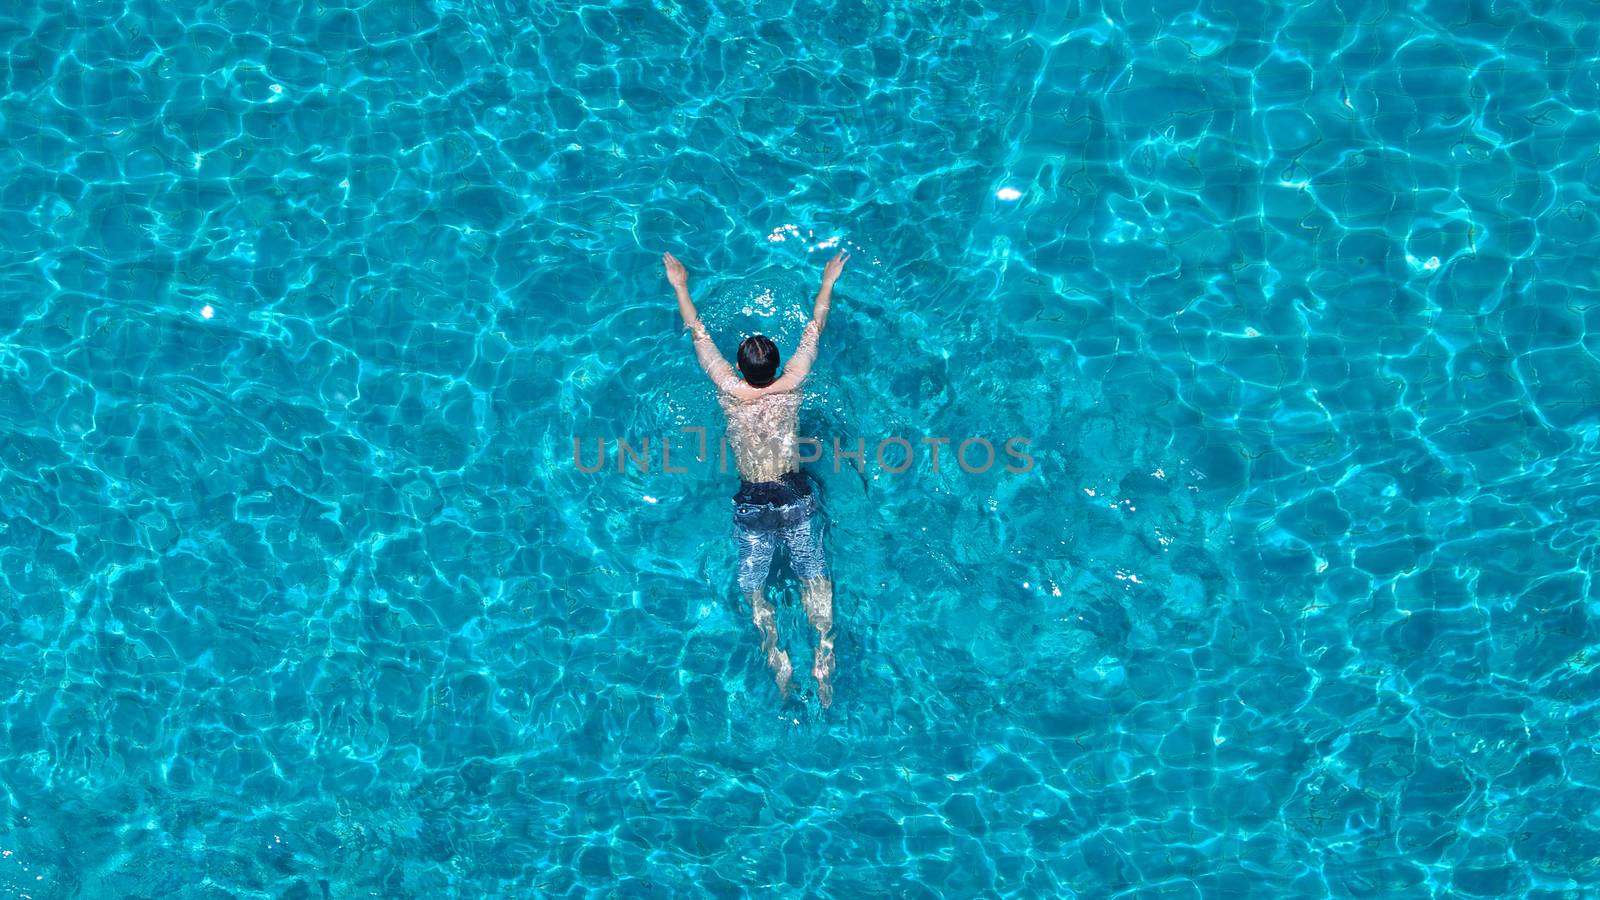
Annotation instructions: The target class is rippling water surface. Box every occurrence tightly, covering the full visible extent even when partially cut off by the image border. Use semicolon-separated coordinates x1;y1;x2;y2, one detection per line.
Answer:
4;0;1600;896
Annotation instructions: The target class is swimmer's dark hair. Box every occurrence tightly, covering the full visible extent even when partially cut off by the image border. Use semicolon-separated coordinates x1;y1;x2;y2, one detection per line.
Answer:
737;335;780;387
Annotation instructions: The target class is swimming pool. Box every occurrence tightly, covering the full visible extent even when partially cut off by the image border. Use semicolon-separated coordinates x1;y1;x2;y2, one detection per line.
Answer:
3;0;1599;895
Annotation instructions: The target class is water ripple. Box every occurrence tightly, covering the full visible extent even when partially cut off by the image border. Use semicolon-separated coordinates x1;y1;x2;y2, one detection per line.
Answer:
1;0;1598;896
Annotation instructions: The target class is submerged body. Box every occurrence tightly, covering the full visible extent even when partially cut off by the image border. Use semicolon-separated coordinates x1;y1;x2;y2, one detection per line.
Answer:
665;252;847;707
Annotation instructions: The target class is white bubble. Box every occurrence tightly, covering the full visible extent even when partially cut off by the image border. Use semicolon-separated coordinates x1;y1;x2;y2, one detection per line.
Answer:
996;187;1022;201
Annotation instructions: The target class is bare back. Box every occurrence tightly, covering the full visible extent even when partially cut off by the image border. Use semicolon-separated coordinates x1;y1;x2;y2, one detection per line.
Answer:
720;389;804;483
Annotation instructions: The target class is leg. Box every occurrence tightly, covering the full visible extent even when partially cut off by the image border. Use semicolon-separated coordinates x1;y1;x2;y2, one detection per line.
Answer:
800;576;834;708
749;590;792;698
736;521;789;697
783;504;834;707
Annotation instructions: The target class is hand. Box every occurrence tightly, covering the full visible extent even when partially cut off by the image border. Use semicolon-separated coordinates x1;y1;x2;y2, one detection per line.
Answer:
663;252;688;290
822;250;850;286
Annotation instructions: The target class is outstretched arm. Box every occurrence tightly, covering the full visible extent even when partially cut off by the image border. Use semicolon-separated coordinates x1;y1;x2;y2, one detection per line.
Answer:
772;250;849;390
809;250;848;332
663;251;700;332
663;252;740;390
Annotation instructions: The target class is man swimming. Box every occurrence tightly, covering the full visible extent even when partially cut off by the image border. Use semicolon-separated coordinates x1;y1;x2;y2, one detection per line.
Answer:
662;249;848;707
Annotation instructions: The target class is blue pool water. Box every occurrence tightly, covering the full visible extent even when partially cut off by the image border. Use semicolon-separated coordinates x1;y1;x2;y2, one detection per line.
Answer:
3;0;1600;895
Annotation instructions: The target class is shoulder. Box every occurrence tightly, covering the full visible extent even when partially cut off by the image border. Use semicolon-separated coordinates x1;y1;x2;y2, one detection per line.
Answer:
722;382;800;402
719;382;765;402
750;378;805;399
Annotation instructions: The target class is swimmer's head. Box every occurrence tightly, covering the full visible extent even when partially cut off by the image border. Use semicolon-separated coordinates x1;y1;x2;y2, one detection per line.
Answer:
737;335;780;387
